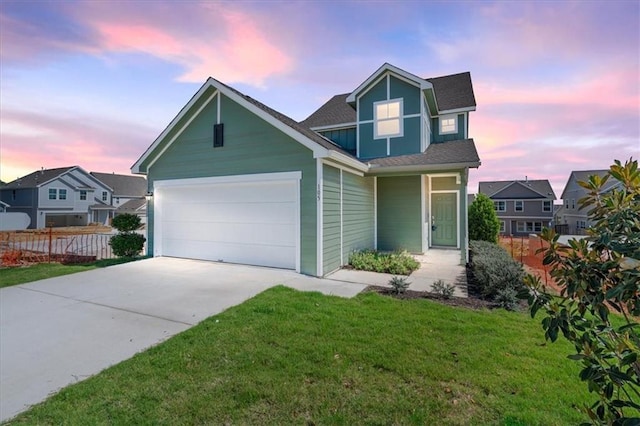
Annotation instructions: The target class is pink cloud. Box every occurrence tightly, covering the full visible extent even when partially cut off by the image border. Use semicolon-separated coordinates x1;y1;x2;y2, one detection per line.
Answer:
0;109;155;182
88;8;293;87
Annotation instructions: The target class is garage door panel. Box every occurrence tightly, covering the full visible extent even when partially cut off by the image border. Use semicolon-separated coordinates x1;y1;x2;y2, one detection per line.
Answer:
161;222;295;246
161;239;295;269
160;201;295;225
155;176;298;270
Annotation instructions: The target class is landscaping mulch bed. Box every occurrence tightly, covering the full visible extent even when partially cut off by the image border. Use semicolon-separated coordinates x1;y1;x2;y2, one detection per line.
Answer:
364;285;496;310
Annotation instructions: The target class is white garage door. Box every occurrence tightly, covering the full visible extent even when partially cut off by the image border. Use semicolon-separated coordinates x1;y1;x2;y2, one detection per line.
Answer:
154;173;299;270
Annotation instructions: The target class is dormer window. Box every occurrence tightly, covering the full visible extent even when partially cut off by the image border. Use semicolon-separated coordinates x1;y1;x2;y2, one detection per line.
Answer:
440;114;457;134
374;99;403;139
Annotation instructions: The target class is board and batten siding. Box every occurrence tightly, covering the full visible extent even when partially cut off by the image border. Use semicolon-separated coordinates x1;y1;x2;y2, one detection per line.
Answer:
322;164;375;275
145;91;318;275
377;175;422;253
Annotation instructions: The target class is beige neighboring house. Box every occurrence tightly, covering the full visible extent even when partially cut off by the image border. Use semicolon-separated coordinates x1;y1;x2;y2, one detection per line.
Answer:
555;169;619;235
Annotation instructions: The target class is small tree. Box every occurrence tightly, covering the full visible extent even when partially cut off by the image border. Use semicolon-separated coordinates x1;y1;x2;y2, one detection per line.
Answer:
524;159;639;424
469;193;501;242
109;213;146;258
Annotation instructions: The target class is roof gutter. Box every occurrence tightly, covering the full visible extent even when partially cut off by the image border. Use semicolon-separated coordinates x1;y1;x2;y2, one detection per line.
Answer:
325;151;369;172
367;161;481;175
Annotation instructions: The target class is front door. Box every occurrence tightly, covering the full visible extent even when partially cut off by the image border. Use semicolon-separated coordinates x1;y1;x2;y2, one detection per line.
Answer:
431;193;457;247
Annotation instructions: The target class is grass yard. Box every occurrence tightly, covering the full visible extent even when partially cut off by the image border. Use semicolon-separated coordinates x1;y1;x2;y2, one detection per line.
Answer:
0;258;141;288
6;286;591;425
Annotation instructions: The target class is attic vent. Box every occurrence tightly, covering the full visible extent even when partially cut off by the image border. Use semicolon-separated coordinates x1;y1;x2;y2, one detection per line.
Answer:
213;123;224;148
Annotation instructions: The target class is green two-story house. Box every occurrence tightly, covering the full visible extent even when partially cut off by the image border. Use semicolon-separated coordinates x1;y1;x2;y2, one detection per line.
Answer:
132;63;480;276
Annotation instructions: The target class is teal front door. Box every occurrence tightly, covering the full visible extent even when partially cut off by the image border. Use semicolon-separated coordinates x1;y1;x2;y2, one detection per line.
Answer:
431;193;457;247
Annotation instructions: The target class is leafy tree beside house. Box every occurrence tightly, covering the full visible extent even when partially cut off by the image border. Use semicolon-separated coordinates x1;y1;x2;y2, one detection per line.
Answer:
469;193;501;243
525;158;639;424
109;214;146;258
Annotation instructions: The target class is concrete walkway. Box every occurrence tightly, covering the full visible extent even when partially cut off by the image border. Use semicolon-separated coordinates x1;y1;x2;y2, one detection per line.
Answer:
326;249;468;297
0;257;367;422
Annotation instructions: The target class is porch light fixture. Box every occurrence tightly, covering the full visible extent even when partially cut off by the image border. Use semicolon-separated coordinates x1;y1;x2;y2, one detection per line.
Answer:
145;191;153;200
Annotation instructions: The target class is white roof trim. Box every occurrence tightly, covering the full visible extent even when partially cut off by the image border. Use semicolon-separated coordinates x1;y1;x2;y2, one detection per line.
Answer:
310;122;357;131
346;63;433;103
437;106;477;115
132;78;329;174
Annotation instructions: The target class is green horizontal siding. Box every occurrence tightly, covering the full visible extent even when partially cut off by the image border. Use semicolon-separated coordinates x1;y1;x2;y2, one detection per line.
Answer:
377;176;422;253
147;93;317;275
342;172;375;259
323;165;341;274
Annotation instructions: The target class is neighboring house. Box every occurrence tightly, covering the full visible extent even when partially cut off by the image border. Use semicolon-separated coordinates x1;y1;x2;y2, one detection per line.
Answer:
116;198;147;224
556;169;618;234
90;172;147;221
478;179;556;236
0;166;114;228
132;63;481;277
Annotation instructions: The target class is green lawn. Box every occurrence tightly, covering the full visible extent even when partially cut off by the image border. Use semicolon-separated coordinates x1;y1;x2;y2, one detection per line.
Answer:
6;286;591;425
0;258;141;288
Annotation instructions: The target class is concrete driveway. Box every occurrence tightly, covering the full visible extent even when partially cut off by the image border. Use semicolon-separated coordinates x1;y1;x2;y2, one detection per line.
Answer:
0;257;366;422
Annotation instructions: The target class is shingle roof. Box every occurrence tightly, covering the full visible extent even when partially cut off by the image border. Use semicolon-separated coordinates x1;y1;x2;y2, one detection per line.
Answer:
2;166;76;189
300;93;356;129
90;172;147;197
368;139;480;169
479;180;556;199
117;198;146;213
426;72;476;111
301;70;476;129
217;80;356;158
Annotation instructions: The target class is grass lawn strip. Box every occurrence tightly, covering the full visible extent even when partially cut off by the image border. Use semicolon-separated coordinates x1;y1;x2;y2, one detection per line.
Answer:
7;286;589;425
0;258;141;288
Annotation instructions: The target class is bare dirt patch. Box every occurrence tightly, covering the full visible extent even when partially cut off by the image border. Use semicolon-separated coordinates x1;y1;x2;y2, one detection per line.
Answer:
364;285;496;310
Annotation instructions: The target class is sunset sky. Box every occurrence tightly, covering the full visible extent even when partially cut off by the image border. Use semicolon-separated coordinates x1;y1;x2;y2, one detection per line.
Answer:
1;0;638;198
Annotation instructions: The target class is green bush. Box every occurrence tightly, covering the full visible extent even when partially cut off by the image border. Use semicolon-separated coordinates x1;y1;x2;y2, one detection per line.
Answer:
110;213;146;258
389;276;410;294
469;193;501;243
112;214;142;232
349;250;419;275
469;240;524;309
109;233;146;258
432;279;456;299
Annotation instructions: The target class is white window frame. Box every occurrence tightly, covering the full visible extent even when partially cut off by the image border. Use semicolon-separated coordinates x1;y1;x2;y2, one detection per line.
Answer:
543;200;552;212
59;189;67;200
48;188;57;200
517;221;543;233
500;221;506;233
514;200;524;212
494;200;506;212
373;98;403;139
79;190;87;201
440;114;457;134
102;191;108;202
571;199;575;209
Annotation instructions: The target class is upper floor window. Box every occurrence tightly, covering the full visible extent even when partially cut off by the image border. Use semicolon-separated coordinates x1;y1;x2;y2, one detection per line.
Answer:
494;201;506;212
543;200;552;212
59;189;67;200
374;99;403;139
102;191;108;202
79;190;87;201
440;114;457;134
12;190;16;201
571;199;575;209
48;188;57;200
514;200;524;212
